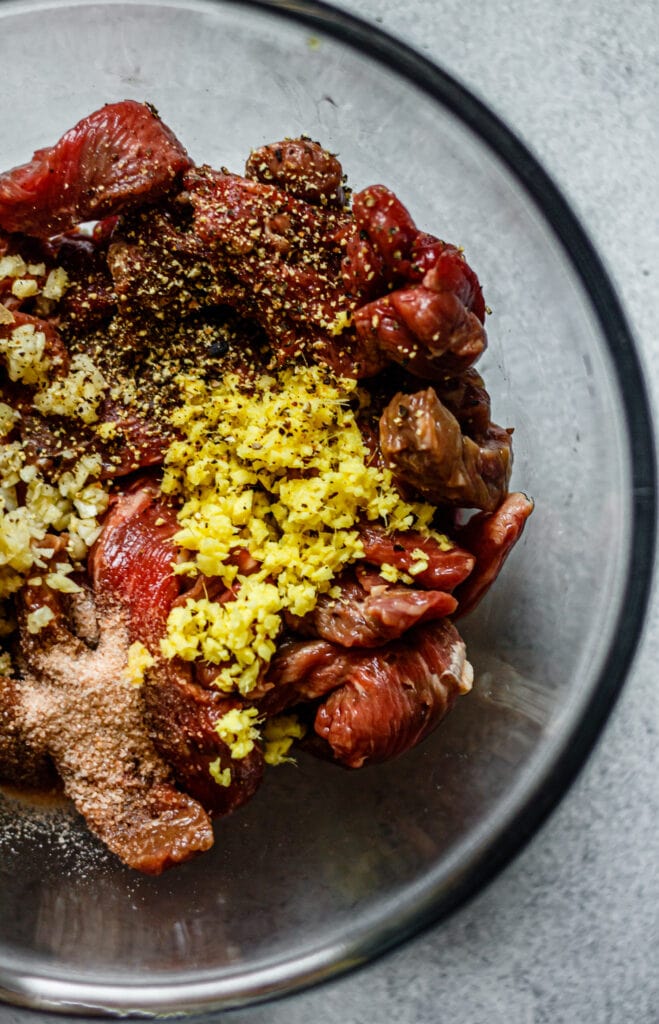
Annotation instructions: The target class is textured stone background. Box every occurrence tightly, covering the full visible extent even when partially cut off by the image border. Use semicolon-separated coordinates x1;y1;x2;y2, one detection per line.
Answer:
4;1;658;1022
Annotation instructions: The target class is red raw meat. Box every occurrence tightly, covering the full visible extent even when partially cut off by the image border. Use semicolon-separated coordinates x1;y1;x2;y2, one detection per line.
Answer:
314;620;472;767
453;491;534;617
0;101;192;237
89;478;181;646
259;621;472;767
286;569;456;647
358;524;475;590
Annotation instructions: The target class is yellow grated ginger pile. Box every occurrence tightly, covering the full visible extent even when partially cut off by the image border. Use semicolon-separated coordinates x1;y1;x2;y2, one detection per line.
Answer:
160;363;439;694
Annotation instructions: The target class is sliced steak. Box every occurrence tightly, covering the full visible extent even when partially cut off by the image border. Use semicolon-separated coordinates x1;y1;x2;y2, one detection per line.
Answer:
0;101;192;237
453;491;535;617
358;523;475;590
314;619;473;767
379;388;512;511
286;569;456;647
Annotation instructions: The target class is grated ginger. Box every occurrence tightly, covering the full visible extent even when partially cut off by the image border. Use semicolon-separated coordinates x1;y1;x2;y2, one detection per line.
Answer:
214;706;261;760
263;714;306;766
161;363;437;693
122;641;155;687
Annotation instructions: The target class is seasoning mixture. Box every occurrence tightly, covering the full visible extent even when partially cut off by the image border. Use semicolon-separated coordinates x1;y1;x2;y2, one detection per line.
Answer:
0;101;533;873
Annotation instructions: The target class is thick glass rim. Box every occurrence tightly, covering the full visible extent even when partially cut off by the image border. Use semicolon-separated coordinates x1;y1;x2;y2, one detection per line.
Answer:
0;0;655;1016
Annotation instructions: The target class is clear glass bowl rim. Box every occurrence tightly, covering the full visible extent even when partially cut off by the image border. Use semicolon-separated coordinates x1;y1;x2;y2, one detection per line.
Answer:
0;0;655;1016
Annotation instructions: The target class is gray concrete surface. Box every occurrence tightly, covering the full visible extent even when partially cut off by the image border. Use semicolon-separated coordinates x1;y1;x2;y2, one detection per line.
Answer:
3;1;658;1023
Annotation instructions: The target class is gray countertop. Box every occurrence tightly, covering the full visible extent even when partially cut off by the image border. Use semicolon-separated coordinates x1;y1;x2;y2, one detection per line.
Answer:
4;2;658;1023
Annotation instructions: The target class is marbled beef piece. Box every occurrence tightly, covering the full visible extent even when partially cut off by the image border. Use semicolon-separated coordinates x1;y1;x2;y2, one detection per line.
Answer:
245;138;345;206
314;620;472;768
107;204;248;322
285;569;456;647
379;388;512;512
453;491;534;617
0;101;192;238
357;524;475;591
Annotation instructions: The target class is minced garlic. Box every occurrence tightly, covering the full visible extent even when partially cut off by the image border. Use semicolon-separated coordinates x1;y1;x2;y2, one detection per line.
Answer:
41;267;69;301
161;364;437;693
0;254;69;309
0;402;18;437
0;254;28;280
0;322;51;384
34;353;106;424
11;278;39;299
0;450;108;604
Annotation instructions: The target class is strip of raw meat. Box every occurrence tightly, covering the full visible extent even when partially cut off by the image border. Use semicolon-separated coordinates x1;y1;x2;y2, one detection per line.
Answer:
348;186;485;322
314;620;473;767
353;285;486;380
453;491;534;617
255;636;345;715
142;661;264;816
379;388;512;511
286;569;456;647
357;524;475;590
245;138;344;206
89;478;180;645
348;186;486;377
0;101;192;237
433;368;492;438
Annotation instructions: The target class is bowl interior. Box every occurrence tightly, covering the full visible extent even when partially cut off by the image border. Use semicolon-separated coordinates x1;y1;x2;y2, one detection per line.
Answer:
0;0;651;1015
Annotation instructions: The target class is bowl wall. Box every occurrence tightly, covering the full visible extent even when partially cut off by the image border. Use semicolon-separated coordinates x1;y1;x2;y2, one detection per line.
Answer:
0;0;653;1015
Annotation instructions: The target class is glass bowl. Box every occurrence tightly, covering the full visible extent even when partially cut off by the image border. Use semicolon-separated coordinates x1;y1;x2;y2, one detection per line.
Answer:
0;0;654;1017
